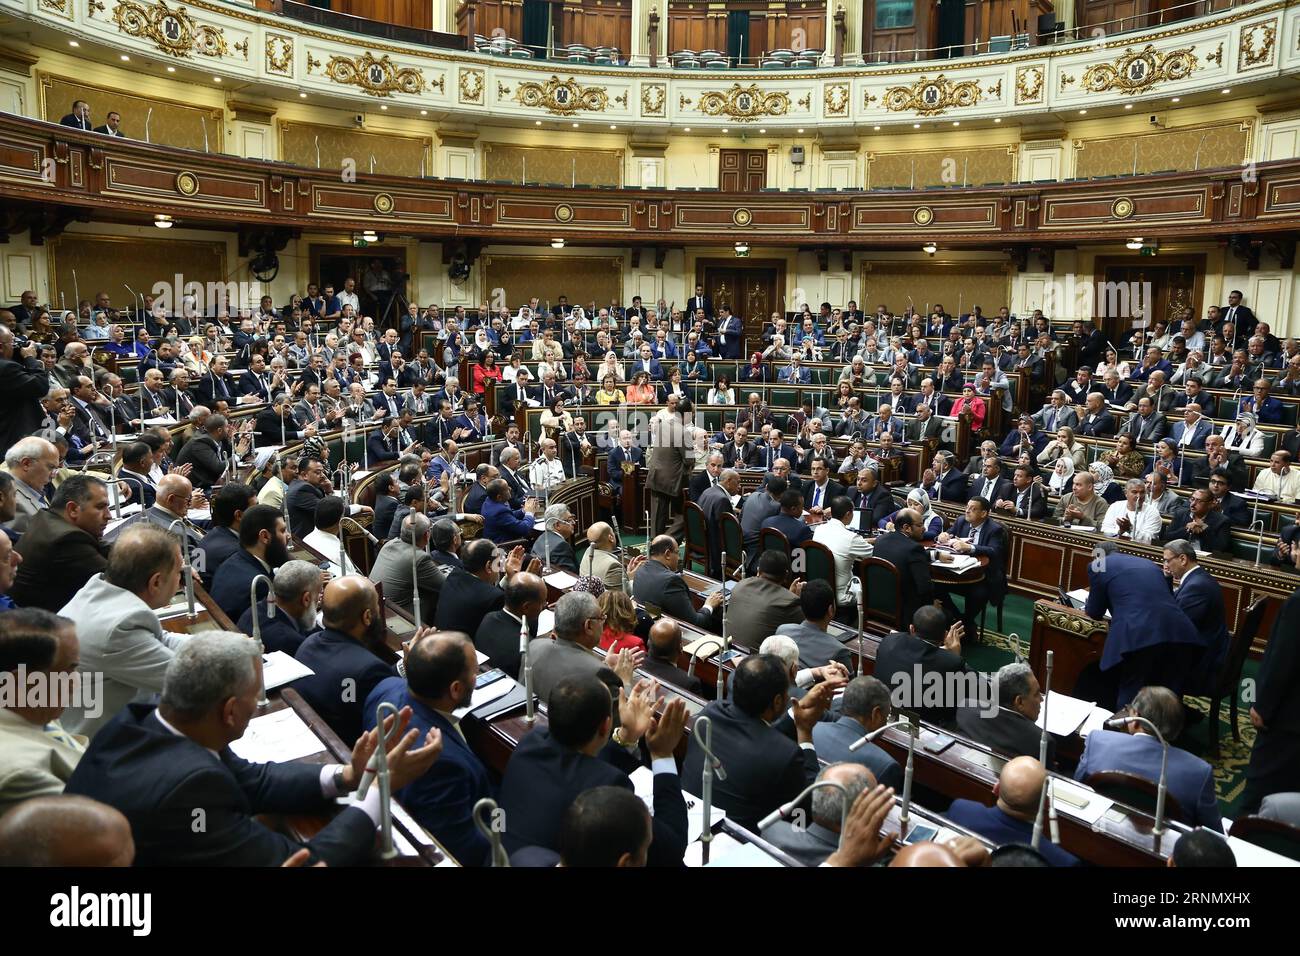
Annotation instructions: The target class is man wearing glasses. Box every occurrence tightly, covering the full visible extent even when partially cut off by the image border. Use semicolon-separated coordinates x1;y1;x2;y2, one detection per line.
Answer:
527;590;639;704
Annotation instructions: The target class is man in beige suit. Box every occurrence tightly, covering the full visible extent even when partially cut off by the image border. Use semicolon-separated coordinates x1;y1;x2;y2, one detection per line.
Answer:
0;608;87;816
646;401;692;539
579;522;647;592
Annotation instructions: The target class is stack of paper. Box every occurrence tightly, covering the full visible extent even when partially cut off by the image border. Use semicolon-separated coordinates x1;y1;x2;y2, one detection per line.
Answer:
536;608;556;636
543;570;578;589
1035;691;1096;737
262;651;314;690
229;707;325;764
452;675;518;719
1051;777;1115;826
936;554;981;574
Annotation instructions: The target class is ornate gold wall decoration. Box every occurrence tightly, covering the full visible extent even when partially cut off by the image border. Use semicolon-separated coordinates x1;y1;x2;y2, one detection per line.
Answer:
913;206;933;226
373;193;394;214
1205;42;1223;66
175;171;199;195
111;0;229;59
641;83;666;118
824;83;849;117
516;76;609;116
265;34;293;76
88;0;106;16
796;93;811;110
1080;44;1196;95
1015;66;1043;105
614;92;627;108
1238;20;1276;70
1111;197;1135;219
324;53;425;98
233;38;248;59
733;208;752;226
38;0;73;21
881;75;982;117
497;81;512;99
698;84;790;121
1060;73;1076;90
985;80;1003;99
305;51;321;73
459;68;484;105
555;204;574;222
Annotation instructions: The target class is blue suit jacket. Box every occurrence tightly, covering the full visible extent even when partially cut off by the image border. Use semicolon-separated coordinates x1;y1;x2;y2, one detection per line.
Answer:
947;517;1007;599
1073;729;1221;831
209;548;274;625
196;525;241;590
756;443;800;471
482;497;536;543
778;366;812;384
760;512;814;550
1085;552;1203;673
1171;418;1213;450
364;678;493;866
1000;428;1049;458
293;629;397;745
607;446;644;492
943;800;1081;866
1173;568;1230;695
237;602;309;656
811;716;903;789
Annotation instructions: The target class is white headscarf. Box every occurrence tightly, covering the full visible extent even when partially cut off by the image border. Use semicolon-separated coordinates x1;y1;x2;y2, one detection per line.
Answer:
1049;456;1076;494
905;488;938;528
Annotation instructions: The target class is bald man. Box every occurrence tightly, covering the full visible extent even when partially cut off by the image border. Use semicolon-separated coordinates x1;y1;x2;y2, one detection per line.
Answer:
578;522;645;592
130;471;206;550
639;617;704;696
942;756;1080;866
888;842;966;868
0;795;134;866
292;577;398;745
764;763;874;867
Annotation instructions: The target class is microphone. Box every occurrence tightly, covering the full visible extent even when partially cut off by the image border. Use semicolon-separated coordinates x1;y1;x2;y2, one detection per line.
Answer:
473;798;510;867
111;473;146;522
1100;713;1171;838
694;714;728;864
1032;650;1056;850
848;715;917;838
248;574;274;708
165;517;197;621
356;700;400;859
757;780;848;844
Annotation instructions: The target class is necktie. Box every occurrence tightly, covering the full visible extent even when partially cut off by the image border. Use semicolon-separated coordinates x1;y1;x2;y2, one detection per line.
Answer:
813;485;822;508
218;377;228;398
985;479;996;500
45;722;83;752
1017;490;1027;515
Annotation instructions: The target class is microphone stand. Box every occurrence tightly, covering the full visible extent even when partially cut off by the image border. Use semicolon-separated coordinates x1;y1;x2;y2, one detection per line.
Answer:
166;518;197;620
757;780;848;852
849;716;916;838
715;589;730;701
1103;714;1170;843
97;387;118;443
409;522;422;625
338;515;377;575
854;575;865;677
248;574;274;709
112;474;146;522
520;614;536;725
1032;650;1057;850
694;714;728;864
358;701;399;859
473;797;510;867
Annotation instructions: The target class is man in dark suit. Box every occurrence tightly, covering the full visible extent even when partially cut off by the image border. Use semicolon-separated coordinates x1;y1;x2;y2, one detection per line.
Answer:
1160;488;1232;554
688;452;724;503
10;475;111;612
1161;540;1231;697
0;327;58;453
293;577;398;745
1076;393;1116;438
921;451;969;503
946;757;1081;866
645;410;688;538
194;356;238;406
483;479;537;545
697;468;739;578
195;483;255;590
811;676;903;789
999;417;1049;459
727;550;805;649
775;580;855;670
633;535;723;633
870;508;935;627
497;447;535;510
1123;395;1169;444
686;284;712;320
907;404;944;443
474;572;545;679
991;465;1049;522
955;662;1047;762
849;468;895;532
531;504;579;573
606;432;644;502
874;606;970;729
236;559;319;656
175;415;234;491
967;455;1014;508
759;489;814;554
1220;290;1257;341
801;457;846;514
59;100;92;130
498;674;690;865
1082;544;1206;709
682;654;840;834
117;441;157;509
285;456;328;540
1241;549;1300;813
1075;687;1222;831
434;539;513;636
937;496;1007;642
364;632;494;866
65;631;438;866
641;618;706;696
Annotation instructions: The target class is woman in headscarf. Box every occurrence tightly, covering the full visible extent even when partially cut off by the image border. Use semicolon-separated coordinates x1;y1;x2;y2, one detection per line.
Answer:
1088;461;1124;503
878;487;943;540
1147;437;1185;485
599;350;625;384
950;384;987;432
744;350;769;384
1040;425;1087;469
1048;455;1076;495
1221;412;1266;457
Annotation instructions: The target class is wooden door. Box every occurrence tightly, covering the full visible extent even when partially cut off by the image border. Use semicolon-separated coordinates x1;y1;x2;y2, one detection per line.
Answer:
1094;257;1204;346
697;260;784;350
719;149;768;192
862;0;928;63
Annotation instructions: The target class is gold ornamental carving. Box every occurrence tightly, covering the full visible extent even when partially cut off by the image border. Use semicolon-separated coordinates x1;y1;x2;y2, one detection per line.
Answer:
1238;20;1276;70
641;82;666;118
38;0;73;21
913;206;934;226
111;0;229;59
733;208;752;226
555;204;575;222
881;75;982;117
1205;42;1223;67
1015;66;1043;105
265;33;293;75
824;83;849;117
1111;197;1135;219
373;193;395;214
459;68;484;105
1080;44;1196;95
175;171;199;196
1034;609;1108;635
516;76;609;115
324;53;425;98
698;84;790;121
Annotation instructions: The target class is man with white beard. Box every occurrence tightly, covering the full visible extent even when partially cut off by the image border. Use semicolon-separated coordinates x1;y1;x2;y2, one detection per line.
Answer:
236;559;323;655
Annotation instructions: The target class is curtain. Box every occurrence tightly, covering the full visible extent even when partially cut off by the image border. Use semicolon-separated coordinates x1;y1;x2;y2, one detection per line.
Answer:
523;0;551;54
727;11;750;62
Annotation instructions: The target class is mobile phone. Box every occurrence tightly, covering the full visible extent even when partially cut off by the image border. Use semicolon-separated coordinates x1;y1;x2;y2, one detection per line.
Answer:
903;823;939;845
475;668;506;689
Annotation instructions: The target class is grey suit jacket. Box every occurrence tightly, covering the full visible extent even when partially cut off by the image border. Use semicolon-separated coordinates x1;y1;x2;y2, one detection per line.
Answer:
369;540;443;626
527;638;605;704
775;622;855;669
811;715;904;789
726;576;804;649
57;573;188;738
1032;405;1079;432
6;479;44;534
762;819;841;867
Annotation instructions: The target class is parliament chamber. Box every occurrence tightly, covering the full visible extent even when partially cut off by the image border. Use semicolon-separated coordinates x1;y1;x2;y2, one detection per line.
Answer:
2;0;1300;899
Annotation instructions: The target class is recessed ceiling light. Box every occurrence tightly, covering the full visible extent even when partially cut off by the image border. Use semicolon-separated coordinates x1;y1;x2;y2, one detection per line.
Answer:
1221;88;1231;94
913;123;920;129
873;125;881;130
759;128;766;133
1079;109;1087;115
1171;97;1181;103
797;128;804;133
68;40;79;47
722;128;729;133
120;55;130;62
993;118;1002;123
420;110;427;116
380;104;387;110
609;124;617;129
952;121;959;127
684;127;691;132
551;238;565;249
299;92;307;99
166;66;175;73
1124;104;1132;109
213;76;221;83
572;122;579;128
154;214;173;229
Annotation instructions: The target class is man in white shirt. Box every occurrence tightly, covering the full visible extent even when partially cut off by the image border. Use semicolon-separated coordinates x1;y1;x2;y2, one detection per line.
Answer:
303;496;359;576
813;495;870;613
1101;478;1163;544
1252;450;1300;503
528;437;566;492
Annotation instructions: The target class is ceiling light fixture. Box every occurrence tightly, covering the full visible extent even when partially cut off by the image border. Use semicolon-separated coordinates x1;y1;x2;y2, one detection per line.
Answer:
551;238;565;249
68;40;79;47
154;214;174;229
166;66;175;73
1126;238;1144;250
120;55;130;62
922;241;937;255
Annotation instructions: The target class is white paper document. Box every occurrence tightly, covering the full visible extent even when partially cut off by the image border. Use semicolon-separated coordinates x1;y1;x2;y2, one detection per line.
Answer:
229;707;325;764
536;608;556;637
1078;706;1114;737
1051;777;1115;826
262;651;314;691
1035;691;1096;737
453;675;517;719
543;570;578;589
935;554;980;574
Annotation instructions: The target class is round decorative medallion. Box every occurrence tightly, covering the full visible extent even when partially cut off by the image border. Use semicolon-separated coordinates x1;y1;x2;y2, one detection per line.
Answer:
1111;197;1135;219
733;208;753;227
555;204;574;223
175;172;200;197
913;206;934;226
373;193;395;215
